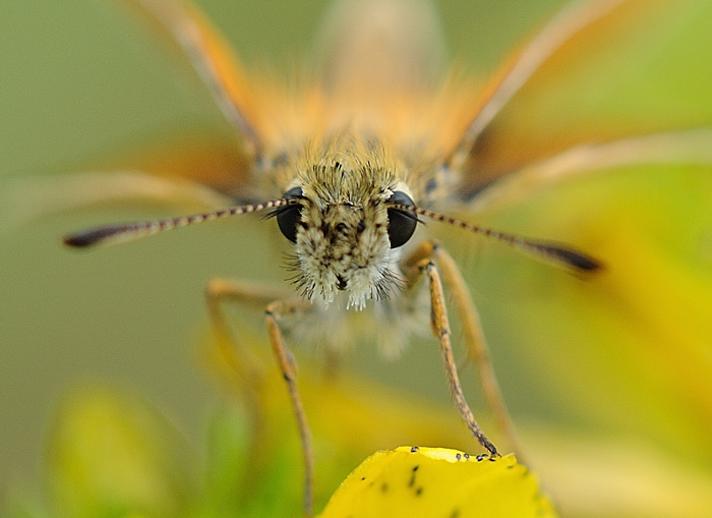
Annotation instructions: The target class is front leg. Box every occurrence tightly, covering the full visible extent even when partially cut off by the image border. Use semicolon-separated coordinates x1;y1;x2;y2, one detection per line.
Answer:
205;278;288;390
422;242;524;458
423;258;498;455
403;242;500;455
403;241;525;457
265;299;315;517
205;279;315;515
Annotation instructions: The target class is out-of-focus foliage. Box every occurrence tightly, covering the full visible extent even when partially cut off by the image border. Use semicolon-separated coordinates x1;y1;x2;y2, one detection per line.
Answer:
48;390;192;518
4;365;711;517
2;384;554;518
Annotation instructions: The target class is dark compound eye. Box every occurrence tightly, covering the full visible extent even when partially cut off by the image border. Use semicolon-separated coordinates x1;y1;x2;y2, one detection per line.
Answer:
386;191;418;248
276;187;303;243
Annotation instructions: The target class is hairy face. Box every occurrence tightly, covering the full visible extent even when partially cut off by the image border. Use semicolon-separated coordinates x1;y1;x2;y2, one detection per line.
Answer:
272;150;418;309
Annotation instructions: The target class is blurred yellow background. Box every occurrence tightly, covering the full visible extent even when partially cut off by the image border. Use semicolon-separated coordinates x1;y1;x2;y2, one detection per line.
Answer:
1;1;711;517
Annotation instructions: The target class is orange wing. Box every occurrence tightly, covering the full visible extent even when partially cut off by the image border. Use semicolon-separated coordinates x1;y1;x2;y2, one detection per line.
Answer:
98;132;253;199
119;0;263;161
447;0;712;198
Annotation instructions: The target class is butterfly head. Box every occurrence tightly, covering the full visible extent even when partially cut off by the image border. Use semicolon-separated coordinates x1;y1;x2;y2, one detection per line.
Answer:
272;154;418;310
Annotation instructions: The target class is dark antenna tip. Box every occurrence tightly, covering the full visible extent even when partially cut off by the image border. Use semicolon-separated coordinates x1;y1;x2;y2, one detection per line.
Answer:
538;243;604;273
402;204;605;273
62;224;131;249
63;233;90;248
61;198;291;250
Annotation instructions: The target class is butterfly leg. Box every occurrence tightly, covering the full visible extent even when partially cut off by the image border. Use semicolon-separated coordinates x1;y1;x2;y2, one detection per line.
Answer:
265;299;315;517
402;246;497;456
206;279;315;515
403;240;523;457
205;278;287;386
431;244;525;460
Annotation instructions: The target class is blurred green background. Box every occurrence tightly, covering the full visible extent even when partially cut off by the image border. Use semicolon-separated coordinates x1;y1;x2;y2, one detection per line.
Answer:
1;1;711;517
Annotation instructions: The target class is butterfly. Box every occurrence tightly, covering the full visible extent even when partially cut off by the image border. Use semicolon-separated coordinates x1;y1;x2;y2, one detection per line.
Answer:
62;0;710;514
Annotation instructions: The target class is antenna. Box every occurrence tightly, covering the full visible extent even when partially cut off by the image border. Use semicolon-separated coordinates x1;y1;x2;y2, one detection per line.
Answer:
391;203;602;272
63;198;293;249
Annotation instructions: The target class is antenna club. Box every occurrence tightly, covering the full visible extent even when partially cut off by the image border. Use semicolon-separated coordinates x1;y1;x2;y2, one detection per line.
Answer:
387;203;603;274
61;198;291;249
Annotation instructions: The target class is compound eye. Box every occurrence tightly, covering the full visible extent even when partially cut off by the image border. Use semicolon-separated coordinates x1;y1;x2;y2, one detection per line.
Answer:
276;187;303;243
386;191;417;248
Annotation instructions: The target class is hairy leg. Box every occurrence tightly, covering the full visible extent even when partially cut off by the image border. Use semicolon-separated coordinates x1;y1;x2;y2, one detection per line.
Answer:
431;244;524;458
205;279;315;515
205;278;287;386
402;241;522;457
265;299;315;516
402;247;497;455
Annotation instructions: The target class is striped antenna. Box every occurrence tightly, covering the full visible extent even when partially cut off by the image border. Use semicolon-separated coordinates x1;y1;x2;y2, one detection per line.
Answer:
63;198;293;249
391;204;602;272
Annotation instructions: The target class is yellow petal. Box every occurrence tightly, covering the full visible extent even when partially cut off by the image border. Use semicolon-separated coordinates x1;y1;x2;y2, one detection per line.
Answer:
320;447;556;518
